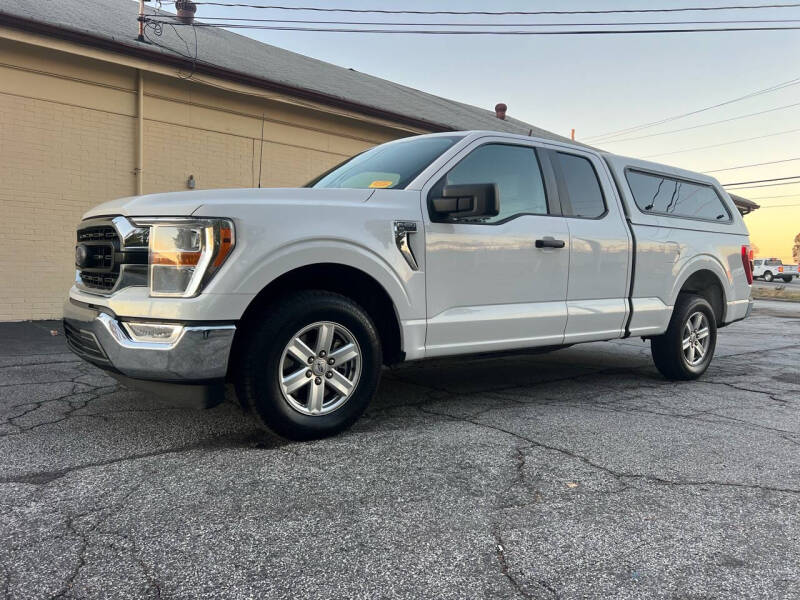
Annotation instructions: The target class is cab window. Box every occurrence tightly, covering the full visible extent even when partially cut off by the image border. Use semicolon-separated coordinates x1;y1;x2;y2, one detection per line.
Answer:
554;152;606;219
431;143;549;223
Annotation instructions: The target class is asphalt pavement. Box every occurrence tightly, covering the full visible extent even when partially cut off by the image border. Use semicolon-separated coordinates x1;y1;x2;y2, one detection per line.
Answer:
1;301;799;599
753;277;800;288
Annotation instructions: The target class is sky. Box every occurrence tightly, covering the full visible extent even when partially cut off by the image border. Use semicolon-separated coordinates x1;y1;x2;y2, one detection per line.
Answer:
175;0;800;262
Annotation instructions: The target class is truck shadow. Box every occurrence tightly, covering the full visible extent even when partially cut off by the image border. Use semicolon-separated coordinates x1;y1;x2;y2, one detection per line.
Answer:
369;340;663;415
1;334;661;456
183;341;663;442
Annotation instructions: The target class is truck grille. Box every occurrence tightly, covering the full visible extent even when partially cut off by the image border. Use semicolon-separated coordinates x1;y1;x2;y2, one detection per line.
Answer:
79;272;118;290
63;321;110;365
77;225;120;291
78;226;118;242
75;217;149;295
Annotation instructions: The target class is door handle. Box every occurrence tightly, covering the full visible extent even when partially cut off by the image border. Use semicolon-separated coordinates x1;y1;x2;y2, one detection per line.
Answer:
535;238;566;249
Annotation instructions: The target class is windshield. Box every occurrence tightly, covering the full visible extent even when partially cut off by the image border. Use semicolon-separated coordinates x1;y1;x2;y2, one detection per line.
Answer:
307;135;463;190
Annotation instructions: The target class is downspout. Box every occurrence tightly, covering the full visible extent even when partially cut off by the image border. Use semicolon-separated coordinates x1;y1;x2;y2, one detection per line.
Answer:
136;69;144;195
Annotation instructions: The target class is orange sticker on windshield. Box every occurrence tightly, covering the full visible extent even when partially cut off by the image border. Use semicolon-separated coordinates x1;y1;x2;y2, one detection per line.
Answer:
369;180;394;189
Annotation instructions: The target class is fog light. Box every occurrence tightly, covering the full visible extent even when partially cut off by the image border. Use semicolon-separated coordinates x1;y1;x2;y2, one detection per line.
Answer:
123;322;183;344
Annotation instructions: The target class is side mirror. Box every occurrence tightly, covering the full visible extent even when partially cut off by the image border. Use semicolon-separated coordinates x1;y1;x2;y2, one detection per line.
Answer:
431;183;499;220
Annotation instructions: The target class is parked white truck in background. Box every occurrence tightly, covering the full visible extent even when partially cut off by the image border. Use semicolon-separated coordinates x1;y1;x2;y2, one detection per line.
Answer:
752;258;798;282
64;131;754;439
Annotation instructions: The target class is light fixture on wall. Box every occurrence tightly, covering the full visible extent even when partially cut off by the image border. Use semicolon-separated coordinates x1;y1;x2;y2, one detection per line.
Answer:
187;174;196;189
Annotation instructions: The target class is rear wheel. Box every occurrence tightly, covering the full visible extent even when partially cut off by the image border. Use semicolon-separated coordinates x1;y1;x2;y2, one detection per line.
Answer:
651;294;717;380
782;276;793;283
763;271;774;282
236;291;382;440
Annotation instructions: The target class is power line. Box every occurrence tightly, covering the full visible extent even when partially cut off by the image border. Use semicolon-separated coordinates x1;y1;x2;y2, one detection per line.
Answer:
724;174;800;185
143;22;197;62
159;2;800;15
584;76;800;142
150;21;800;35
598;101;800;144
642;127;800;158
750;203;800;208
153;16;800;27
742;192;800;199
705;157;800;172
724;180;800;189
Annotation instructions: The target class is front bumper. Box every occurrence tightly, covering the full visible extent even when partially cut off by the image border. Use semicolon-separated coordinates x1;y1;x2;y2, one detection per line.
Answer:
63;299;235;382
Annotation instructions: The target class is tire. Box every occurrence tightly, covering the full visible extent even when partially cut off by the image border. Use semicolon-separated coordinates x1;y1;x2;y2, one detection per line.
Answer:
763;271;773;282
235;290;382;440
782;276;793;283
651;294;717;381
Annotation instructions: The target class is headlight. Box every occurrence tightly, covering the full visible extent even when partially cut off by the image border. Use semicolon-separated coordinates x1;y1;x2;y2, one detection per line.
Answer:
132;218;234;297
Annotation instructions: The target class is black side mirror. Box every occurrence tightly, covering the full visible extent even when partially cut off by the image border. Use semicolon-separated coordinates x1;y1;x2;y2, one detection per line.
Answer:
431;183;499;220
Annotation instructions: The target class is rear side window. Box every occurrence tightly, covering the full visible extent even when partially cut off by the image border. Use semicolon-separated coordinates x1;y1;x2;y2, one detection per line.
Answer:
766;259;782;266
437;143;549;223
555;152;606;218
626;170;731;222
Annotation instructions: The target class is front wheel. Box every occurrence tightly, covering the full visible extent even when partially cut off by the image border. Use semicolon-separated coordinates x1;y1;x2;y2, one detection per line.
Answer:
763;271;774;282
236;291;382;440
782;276;793;283
651;294;717;380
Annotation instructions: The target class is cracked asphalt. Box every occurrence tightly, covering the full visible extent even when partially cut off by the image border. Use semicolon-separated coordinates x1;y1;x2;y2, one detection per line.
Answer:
1;300;799;599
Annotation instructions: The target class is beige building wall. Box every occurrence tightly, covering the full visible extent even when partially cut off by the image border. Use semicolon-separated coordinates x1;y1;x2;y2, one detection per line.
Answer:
0;34;423;321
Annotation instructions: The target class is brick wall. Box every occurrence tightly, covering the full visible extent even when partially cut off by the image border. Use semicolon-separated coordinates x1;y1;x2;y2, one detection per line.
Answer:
0;37;412;321
0;94;137;320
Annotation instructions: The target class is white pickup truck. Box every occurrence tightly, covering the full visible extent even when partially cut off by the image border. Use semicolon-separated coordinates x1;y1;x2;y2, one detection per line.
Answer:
752;258;798;282
64;131;753;439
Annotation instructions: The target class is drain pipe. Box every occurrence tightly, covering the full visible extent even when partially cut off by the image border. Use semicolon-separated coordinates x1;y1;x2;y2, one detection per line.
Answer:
136;70;144;195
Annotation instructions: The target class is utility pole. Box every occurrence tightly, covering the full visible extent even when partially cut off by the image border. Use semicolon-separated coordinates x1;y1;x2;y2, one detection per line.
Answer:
571;128;575;141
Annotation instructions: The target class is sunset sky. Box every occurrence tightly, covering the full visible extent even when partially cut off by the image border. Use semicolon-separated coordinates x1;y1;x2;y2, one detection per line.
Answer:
175;0;800;262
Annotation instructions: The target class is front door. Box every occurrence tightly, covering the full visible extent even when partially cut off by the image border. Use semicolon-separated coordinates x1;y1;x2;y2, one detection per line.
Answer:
423;140;570;357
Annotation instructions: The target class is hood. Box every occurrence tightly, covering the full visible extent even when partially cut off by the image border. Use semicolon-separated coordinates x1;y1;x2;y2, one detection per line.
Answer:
82;188;376;219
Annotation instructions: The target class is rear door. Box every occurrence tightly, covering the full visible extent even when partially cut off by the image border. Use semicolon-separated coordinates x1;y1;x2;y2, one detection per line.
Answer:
422;138;570;357
544;148;631;343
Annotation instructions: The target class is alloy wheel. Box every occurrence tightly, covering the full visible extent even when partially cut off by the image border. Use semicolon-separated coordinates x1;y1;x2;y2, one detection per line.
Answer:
278;321;362;416
682;311;711;367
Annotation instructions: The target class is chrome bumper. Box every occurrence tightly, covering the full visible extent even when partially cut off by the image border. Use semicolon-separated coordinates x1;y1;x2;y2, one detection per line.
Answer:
63;299;235;382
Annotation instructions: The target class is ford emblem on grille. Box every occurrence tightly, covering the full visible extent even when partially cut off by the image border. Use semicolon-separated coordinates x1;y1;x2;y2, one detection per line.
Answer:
75;244;90;268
